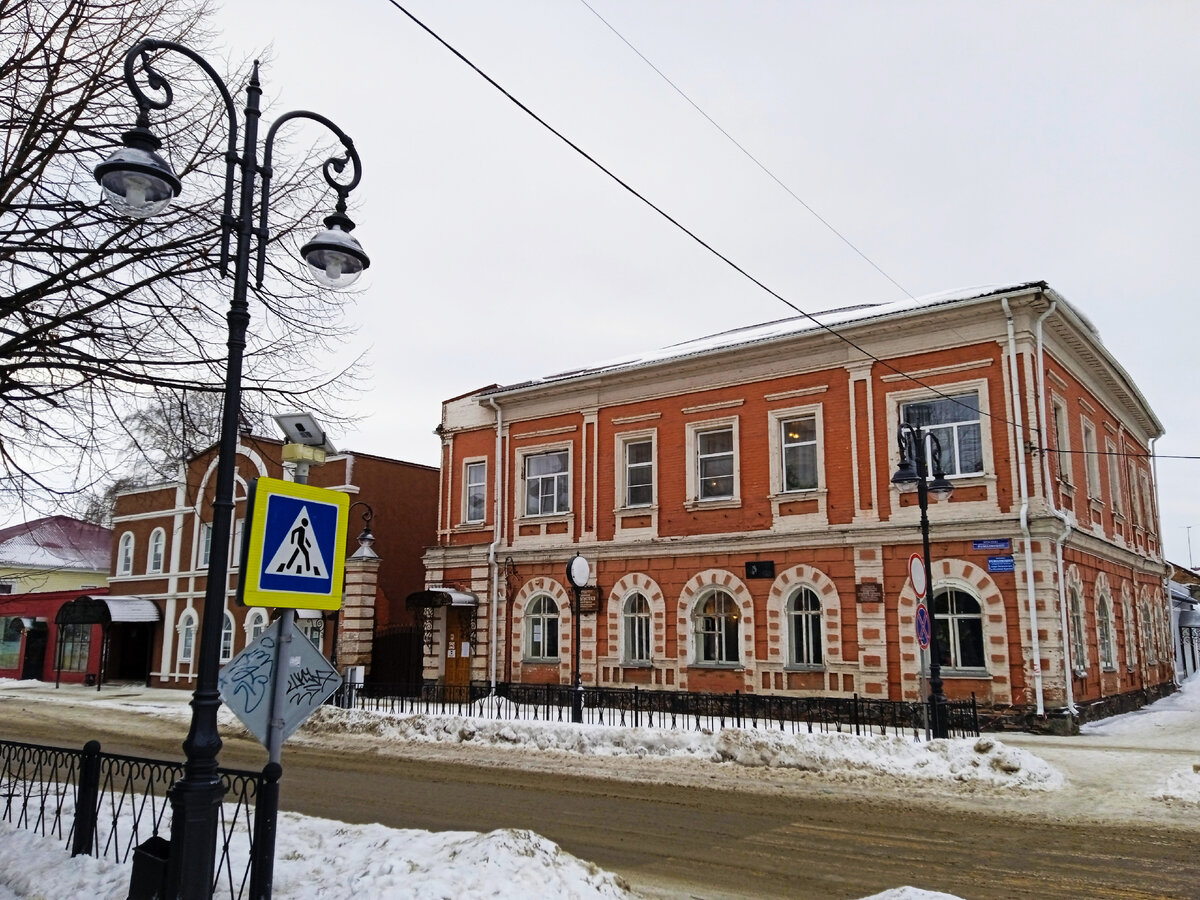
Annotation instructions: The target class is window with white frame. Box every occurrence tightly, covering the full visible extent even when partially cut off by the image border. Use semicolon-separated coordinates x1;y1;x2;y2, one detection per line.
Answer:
1097;593;1116;671
932;589;985;670
694;590;739;664
524;450;569;516
624;440;654;507
780;415;818;492
178;609;198;663
198;523;213;568
147;528;165;574
622;592;651;663
1140;472;1155;533
1081;420;1101;499
219;612;235;663
117;532;134;576
787;587;823;667
464;461;487;523
899;393;983;477
1106;440;1122;515
1052;399;1071;483
299;617;324;646
231;518;244;567
1123;596;1137;669
696;427;735;500
524;595;559;660
1069;586;1087;673
246;609;268;641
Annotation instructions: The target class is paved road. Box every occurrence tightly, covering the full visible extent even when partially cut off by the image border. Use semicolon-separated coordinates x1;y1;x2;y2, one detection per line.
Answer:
4;700;1199;899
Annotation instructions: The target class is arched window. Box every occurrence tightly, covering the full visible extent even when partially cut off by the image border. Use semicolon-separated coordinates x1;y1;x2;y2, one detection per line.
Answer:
177;609;198;664
1069;586;1087;673
299;616;323;647
622;592;651;664
246;609;268;642
788;587;823;667
219;612;235;663
117;532;135;576
524;595;559;661
1140;600;1156;664
147;528;165;574
1097;594;1116;671
1123;596;1137;669
695;590;739;664
932;589;985;670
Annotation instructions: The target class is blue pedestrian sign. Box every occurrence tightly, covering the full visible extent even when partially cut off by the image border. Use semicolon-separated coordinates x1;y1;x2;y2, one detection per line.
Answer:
239;477;349;610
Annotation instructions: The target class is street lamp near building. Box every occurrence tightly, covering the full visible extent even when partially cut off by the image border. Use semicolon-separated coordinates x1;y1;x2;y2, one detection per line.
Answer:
891;422;954;739
565;553;590;724
95;39;369;900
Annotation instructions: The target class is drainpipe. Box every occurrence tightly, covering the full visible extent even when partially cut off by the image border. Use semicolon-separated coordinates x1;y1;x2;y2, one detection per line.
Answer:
1002;298;1045;716
486;397;504;690
1147;436;1178;685
1035;301;1078;714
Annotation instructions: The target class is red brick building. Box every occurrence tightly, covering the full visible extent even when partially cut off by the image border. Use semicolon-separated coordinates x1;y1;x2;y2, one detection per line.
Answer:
108;434;438;687
421;282;1173;723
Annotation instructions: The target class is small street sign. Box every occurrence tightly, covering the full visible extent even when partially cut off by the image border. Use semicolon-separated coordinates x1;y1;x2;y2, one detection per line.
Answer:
908;553;927;599
218;619;341;747
239;477;349;610
988;555;1016;573
915;604;932;650
973;539;1011;551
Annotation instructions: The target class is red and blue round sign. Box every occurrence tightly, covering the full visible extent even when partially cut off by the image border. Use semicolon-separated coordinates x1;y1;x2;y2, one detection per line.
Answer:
915;604;932;650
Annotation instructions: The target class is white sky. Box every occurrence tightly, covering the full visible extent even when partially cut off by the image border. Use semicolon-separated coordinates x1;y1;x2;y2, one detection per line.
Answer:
201;2;1200;563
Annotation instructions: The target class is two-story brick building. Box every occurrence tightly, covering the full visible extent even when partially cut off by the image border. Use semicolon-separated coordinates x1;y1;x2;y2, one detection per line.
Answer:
420;282;1173;724
108;434;438;688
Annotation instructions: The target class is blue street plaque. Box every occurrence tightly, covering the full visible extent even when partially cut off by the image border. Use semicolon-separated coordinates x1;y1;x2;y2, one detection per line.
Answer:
973;539;1011;551
988;555;1016;573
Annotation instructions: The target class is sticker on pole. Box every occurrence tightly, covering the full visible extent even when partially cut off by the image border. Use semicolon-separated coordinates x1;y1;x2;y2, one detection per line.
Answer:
239;477;349;610
908;553;927;600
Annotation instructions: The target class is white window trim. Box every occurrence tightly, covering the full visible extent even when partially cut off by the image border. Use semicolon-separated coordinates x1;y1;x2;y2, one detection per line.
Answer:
197;523;213;569
177;609;198;664
691;588;741;667
619;591;653;666
219;611;235;663
1051;395;1072;485
1105;439;1123;517
516;441;574;521
1080;416;1101;502
931;583;990;676
244;608;269;640
117;531;135;576
614;429;657;512
785;584;825;670
146;528;165;575
461;457;488;525
685;416;741;509
523;594;561;662
1096;592;1117;671
767;404;825;498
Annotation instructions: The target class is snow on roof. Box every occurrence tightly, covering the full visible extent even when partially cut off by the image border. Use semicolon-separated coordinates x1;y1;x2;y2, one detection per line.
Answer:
486;282;1053;397
0;516;111;573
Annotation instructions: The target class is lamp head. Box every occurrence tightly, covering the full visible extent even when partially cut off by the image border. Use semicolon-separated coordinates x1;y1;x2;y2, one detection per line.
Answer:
301;210;370;289
928;471;955;502
891;458;919;493
93;124;181;218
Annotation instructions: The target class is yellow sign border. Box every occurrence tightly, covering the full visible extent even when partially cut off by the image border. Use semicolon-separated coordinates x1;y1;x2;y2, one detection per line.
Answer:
240;477;349;610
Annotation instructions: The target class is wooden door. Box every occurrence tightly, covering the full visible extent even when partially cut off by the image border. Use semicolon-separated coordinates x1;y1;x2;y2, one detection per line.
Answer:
444;608;472;701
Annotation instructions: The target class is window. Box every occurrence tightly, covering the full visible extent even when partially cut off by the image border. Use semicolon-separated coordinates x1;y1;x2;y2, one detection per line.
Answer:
788;587;823;667
0;582;12;594
1097;594;1116;671
58;623;90;672
246;609;268;642
1106;441;1122;515
1052;400;1071;483
899;393;983;477
624;441;654;507
231;518;244;567
1069;586;1087;673
1141;599;1157;664
524;595;559;660
932;589;985;670
1140;472;1155;534
524;451;569;516
697;427;735;500
198;523;213;568
147;528;165;574
780;416;818;492
465;461;487;523
1082;421;1101;499
117;532;134;576
0;617;21;669
299;616;324;647
219;612;235;663
695;590;739;664
178;610;197;663
1123;597;1138;669
622;593;651;664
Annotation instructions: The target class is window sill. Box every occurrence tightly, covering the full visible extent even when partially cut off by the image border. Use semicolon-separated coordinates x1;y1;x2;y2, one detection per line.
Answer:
941;668;991;679
519;512;572;522
684;498;741;512
784;664;825;673
453;522;491;532
620;662;653;669
521;658;560;665
688;663;743;671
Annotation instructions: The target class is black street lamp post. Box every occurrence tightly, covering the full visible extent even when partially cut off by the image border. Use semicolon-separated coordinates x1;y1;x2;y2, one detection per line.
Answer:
891;423;954;739
95;40;369;900
565;553;590;724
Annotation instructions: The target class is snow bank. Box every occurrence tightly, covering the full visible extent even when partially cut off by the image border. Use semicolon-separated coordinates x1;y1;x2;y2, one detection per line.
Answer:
301;706;1063;790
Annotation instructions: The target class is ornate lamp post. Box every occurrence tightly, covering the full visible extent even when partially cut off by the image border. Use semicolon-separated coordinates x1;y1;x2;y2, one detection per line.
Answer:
891;423;954;739
95;40;369;900
565;553;590;724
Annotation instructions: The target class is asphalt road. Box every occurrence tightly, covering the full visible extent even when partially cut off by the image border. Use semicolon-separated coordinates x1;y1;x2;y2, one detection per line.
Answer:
4;701;1199;900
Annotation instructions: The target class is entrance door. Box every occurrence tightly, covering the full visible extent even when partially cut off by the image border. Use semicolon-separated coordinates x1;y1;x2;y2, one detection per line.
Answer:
444;607;472;701
21;627;47;680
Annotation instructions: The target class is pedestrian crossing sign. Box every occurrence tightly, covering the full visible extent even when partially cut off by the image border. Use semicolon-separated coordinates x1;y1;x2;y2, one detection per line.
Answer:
238;476;350;610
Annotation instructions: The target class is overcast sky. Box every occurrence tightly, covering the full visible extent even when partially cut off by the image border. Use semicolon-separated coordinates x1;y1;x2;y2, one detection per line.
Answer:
207;1;1200;564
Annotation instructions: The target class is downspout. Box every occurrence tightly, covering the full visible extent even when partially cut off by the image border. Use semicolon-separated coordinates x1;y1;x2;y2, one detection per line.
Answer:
1148;436;1179;685
1002;298;1044;716
1035;301;1078;714
486;397;503;690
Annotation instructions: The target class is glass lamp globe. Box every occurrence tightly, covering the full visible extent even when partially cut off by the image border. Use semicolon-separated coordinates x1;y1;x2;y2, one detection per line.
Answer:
93;128;181;219
301;213;370;290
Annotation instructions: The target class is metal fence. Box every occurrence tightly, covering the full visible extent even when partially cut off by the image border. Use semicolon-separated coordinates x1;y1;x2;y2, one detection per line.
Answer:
0;738;268;900
341;682;979;739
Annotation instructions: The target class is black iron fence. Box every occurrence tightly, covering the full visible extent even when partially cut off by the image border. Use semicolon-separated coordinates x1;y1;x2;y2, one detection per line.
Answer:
340;682;979;739
0;738;268;900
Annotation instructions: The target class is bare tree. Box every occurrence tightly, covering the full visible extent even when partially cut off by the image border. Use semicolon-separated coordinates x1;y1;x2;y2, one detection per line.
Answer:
0;0;365;518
